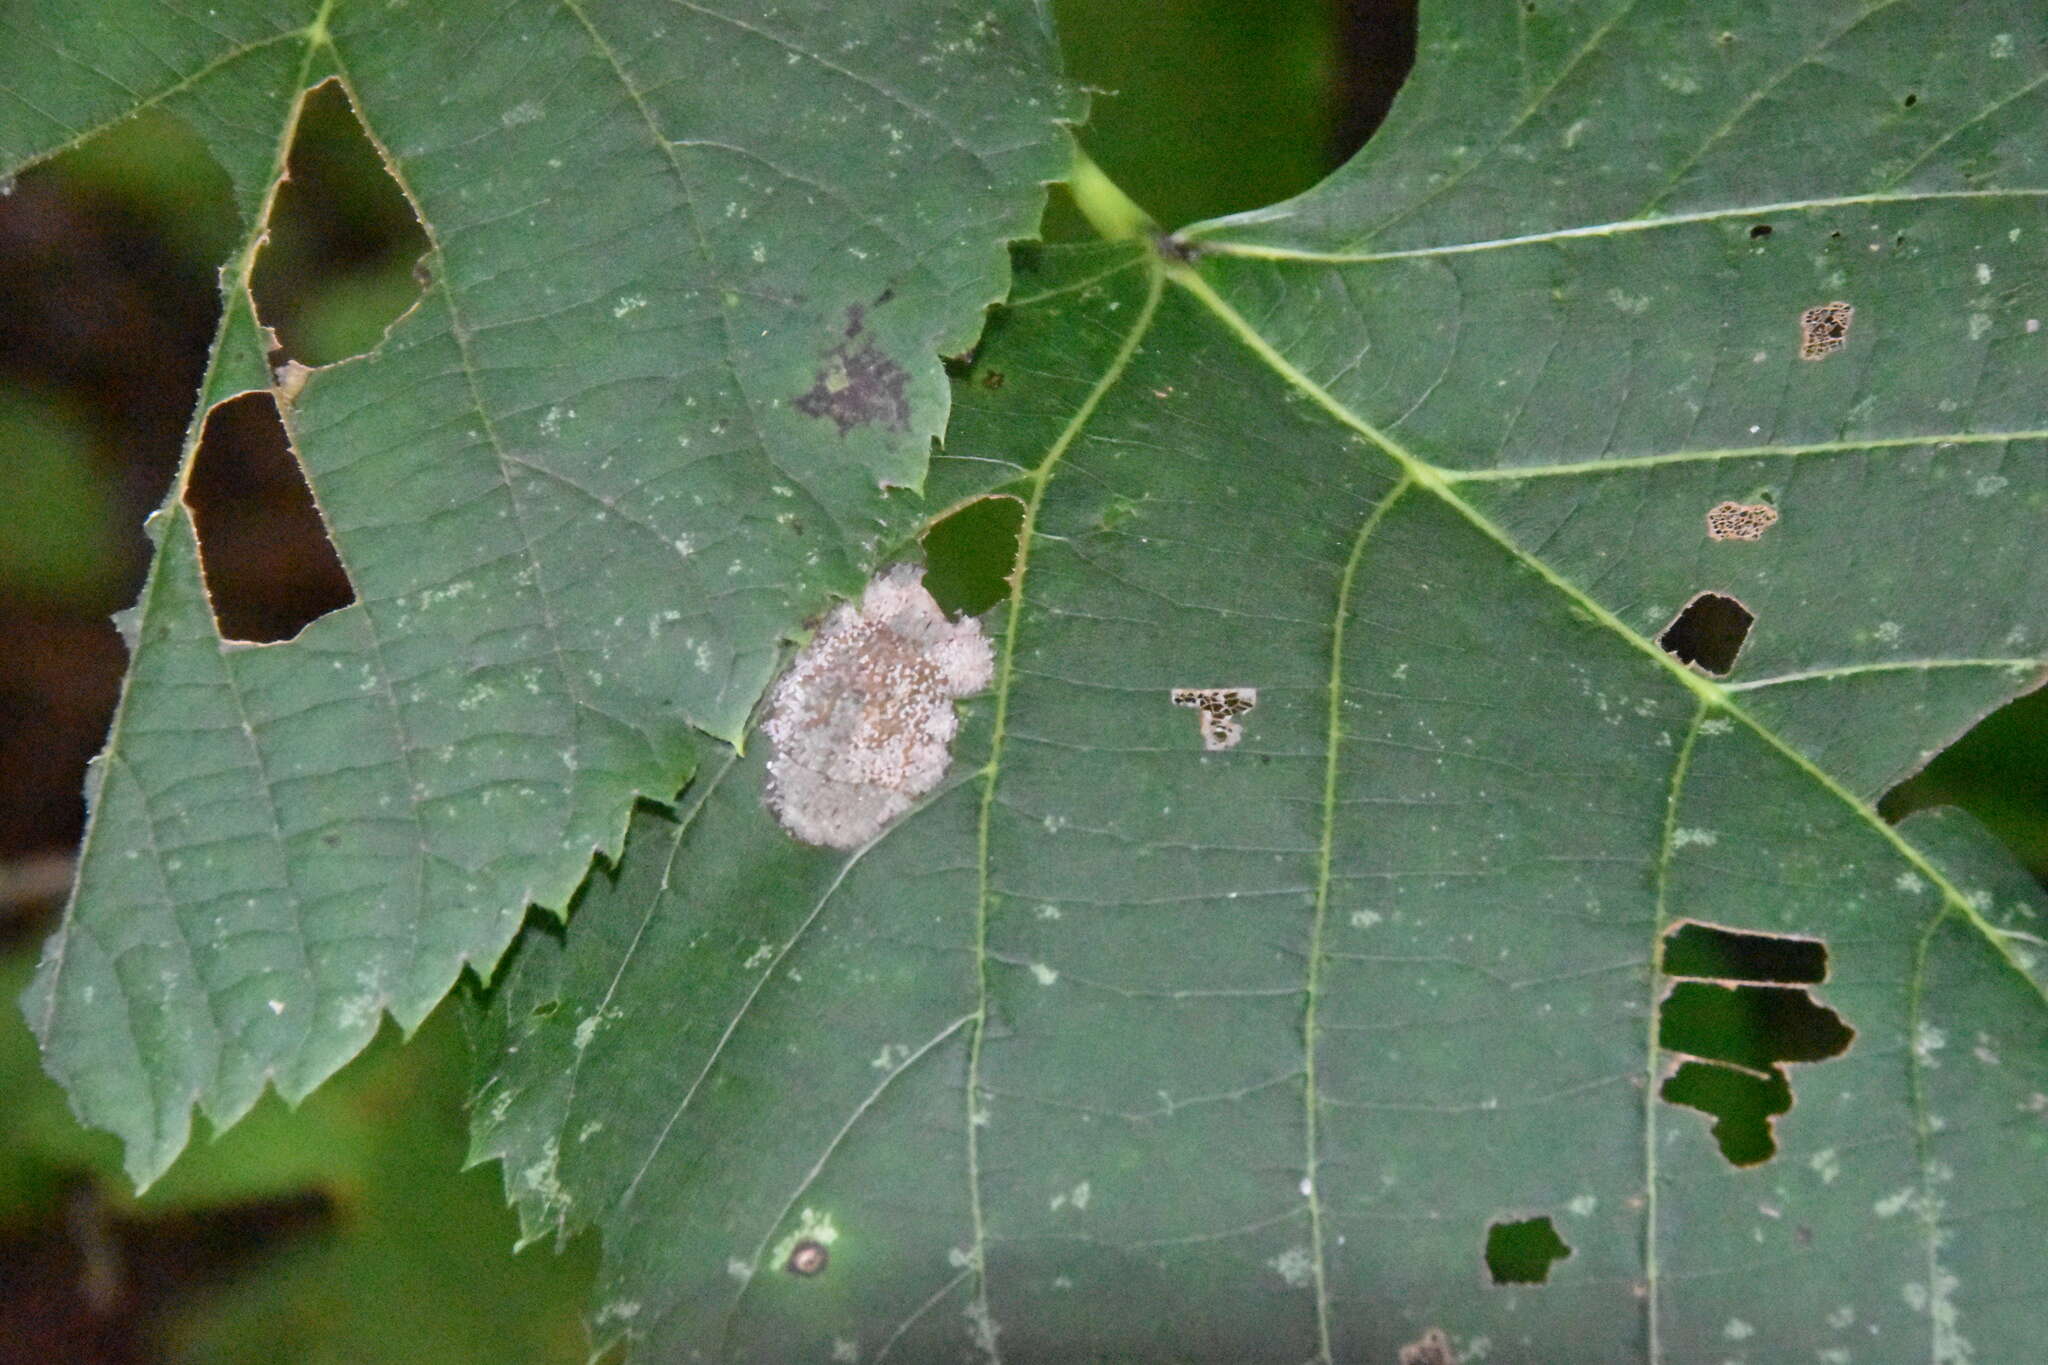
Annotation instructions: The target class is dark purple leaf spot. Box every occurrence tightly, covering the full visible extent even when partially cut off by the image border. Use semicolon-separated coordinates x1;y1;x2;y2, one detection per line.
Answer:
795;304;911;435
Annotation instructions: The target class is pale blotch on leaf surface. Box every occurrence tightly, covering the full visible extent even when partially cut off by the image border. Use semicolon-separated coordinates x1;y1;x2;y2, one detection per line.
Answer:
763;566;993;849
1799;301;1854;359
1171;687;1258;750
1704;500;1779;542
1398;1327;1459;1365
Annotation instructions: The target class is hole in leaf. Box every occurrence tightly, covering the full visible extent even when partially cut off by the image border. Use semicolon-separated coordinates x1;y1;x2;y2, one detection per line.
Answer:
1661;1059;1792;1166
1748;223;1772;239
1659;981;1852;1072
1882;682;2048;881
1662;922;1826;983
1484;1215;1571;1285
921;495;1024;617
785;1239;828;1276
1656;592;1753;675
250;80;428;366
1902;92;1919;107
183;391;355;643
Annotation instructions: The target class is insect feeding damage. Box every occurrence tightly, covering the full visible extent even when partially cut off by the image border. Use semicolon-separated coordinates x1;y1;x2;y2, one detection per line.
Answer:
1171;688;1258;750
1398;1328;1459;1365
1704;500;1778;541
793;303;912;435
1798;301;1853;359
763;566;993;849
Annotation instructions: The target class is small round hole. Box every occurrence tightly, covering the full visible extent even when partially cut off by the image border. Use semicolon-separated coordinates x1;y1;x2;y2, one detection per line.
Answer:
786;1239;829;1276
1748;224;1772;240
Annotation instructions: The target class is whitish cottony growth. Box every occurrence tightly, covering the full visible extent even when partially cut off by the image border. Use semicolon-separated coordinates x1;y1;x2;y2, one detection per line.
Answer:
762;566;994;848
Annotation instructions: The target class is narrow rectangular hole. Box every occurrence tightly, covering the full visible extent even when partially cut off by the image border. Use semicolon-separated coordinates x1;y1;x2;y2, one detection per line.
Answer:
1662;922;1826;983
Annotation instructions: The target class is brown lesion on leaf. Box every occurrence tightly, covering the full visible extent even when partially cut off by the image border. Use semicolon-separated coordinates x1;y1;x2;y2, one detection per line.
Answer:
1798;301;1854;359
1171;687;1258;750
793;303;911;435
1705;500;1778;541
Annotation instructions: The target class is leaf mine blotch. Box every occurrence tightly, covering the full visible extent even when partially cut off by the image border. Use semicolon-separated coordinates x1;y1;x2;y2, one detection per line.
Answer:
1704;500;1778;541
1171;688;1258;750
1798;301;1854;360
793;303;912;435
762;566;994;849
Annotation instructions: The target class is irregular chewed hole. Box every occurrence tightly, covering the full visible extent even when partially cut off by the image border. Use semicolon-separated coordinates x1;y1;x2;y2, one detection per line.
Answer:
1657;592;1753;675
250;80;428;366
1662;922;1826;983
1661;1059;1792;1166
1748;223;1772;240
1483;1216;1571;1285
1798;301;1854;360
1704;500;1778;541
920;495;1024;617
1171;687;1258;751
1399;1328;1458;1365
1659;981;1853;1072
183;392;355;642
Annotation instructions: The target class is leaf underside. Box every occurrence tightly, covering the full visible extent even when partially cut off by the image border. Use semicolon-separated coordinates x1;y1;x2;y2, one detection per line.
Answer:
472;1;2048;1361
5;0;1076;1185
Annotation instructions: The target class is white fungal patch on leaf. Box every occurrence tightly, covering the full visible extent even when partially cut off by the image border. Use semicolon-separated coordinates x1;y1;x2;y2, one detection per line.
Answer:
763;566;994;849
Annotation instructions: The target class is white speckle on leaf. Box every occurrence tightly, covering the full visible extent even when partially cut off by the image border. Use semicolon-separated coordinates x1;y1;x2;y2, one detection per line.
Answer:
1991;31;2016;57
1030;962;1058;987
1724;1318;1753;1340
742;942;775;971
1874;621;1903;645
1350;910;1383;928
1915;1022;1947;1065
1700;717;1733;736
832;1339;860;1363
1975;262;1993;285
612;295;647;318
1267;1246;1314;1288
1809;1147;1841;1184
1672;828;1718;848
500;100;543;126
726;1257;754;1283
1049;1180;1091;1212
267;999;285;1015
1566;1194;1597;1217
1968;312;1993;341
763;567;993;848
1874;1186;1917;1218
1973;475;2008;496
1897;872;1928;894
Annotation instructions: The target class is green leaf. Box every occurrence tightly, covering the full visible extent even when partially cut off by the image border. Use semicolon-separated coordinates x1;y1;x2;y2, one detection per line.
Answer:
472;6;2048;1361
7;2;1075;1185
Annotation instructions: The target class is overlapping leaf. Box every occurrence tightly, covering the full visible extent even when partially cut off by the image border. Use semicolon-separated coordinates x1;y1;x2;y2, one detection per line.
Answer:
5;0;1076;1184
473;1;2048;1359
